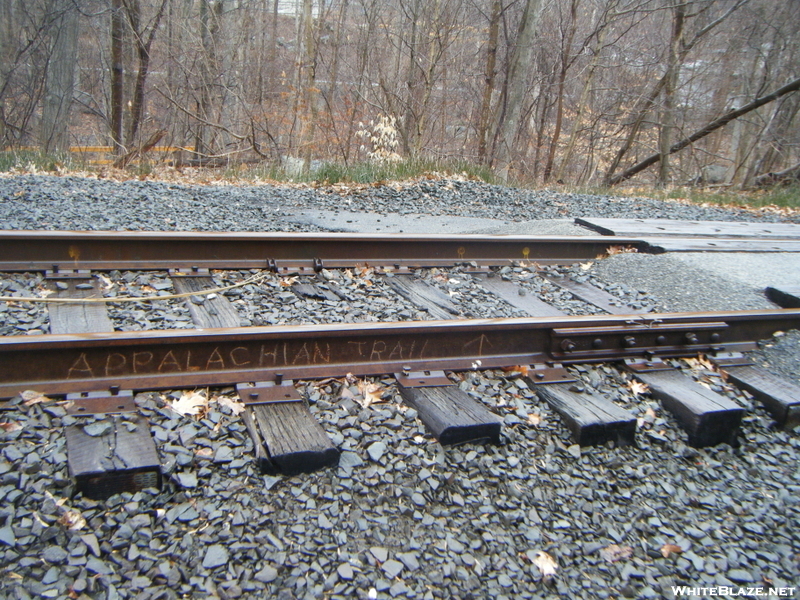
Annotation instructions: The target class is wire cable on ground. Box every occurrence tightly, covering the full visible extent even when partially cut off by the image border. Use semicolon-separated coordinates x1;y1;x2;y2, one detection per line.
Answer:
0;271;270;304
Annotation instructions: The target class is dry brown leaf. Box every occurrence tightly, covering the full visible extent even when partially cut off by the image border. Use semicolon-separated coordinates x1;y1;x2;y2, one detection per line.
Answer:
279;276;299;287
97;273;114;290
627;380;649;396
357;380;385;408
600;544;633;563
502;365;529;376
660;543;683;558
605;245;638;256
527;413;541;426
0;421;22;433
170;391;208;417
215;395;245;415
57;510;87;531
533;551;558;579
579;261;593;271
20;390;50;406
684;356;715;370
195;447;213;458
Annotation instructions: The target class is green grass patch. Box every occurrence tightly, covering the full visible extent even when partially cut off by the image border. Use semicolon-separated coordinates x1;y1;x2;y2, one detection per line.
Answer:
0;149;84;173
240;157;497;186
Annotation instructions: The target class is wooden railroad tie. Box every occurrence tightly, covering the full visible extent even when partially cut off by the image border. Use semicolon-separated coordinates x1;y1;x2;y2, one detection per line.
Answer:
539;273;650;315
238;381;340;476
396;371;502;445
475;274;566;317
384;276;465;320
45;275;114;333
47;274;162;499
766;285;800;309
172;274;340;477
709;354;800;430
65;407;162;501
530;382;637;448
519;364;636;447
171;272;242;328
625;360;744;447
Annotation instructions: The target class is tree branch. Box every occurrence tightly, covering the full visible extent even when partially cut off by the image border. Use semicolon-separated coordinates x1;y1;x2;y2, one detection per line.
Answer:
608;76;800;186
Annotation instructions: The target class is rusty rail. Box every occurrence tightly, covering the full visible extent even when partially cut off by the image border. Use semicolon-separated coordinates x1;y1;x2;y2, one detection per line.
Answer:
0;230;654;272
2;309;797;399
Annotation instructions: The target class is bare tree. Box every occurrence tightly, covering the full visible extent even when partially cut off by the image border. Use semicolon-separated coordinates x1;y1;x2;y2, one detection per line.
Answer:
40;0;79;152
123;0;169;146
608;75;800;185
492;0;543;181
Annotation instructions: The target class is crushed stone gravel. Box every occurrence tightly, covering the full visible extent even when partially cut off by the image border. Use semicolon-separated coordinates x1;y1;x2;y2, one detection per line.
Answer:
1;174;799;599
0;174;796;233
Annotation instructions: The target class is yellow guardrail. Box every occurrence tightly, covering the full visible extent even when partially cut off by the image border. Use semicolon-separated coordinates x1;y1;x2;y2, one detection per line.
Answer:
9;145;195;165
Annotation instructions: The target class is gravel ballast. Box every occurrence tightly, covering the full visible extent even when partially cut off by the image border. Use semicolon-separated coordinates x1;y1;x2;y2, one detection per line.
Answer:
1;174;799;599
0;174;796;232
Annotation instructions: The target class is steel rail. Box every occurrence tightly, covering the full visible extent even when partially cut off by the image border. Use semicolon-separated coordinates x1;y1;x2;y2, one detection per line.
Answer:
0;230;655;272
1;309;797;399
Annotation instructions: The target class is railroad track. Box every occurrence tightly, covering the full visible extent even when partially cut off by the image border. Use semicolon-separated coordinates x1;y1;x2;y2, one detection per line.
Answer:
1;229;799;501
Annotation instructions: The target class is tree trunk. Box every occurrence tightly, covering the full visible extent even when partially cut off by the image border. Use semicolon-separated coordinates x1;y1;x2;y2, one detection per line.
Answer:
608;76;800;185
126;0;169;146
554;26;605;183
542;0;578;183
602;0;748;186
40;0;78;152
298;0;319;168
477;0;501;163
195;0;223;160
111;0;125;153
657;0;685;186
492;0;544;182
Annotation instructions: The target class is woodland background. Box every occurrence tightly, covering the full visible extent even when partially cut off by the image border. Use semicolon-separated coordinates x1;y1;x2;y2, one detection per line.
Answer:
1;0;798;187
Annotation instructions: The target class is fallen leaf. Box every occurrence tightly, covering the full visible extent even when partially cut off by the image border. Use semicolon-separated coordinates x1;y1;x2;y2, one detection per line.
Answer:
579;262;593;271
605;245;638;256
527;413;541;426
533;551;558;579
97;274;114;290
357;380;384;408
627;380;649;396
170;391;208;417
600;544;633;563
279;276;299;287
20;390;50;406
660;543;683;558
502;365;529;376
195;447;213;458
57;510;87;531
684;356;715;371
0;421;22;433
215;395;245;415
